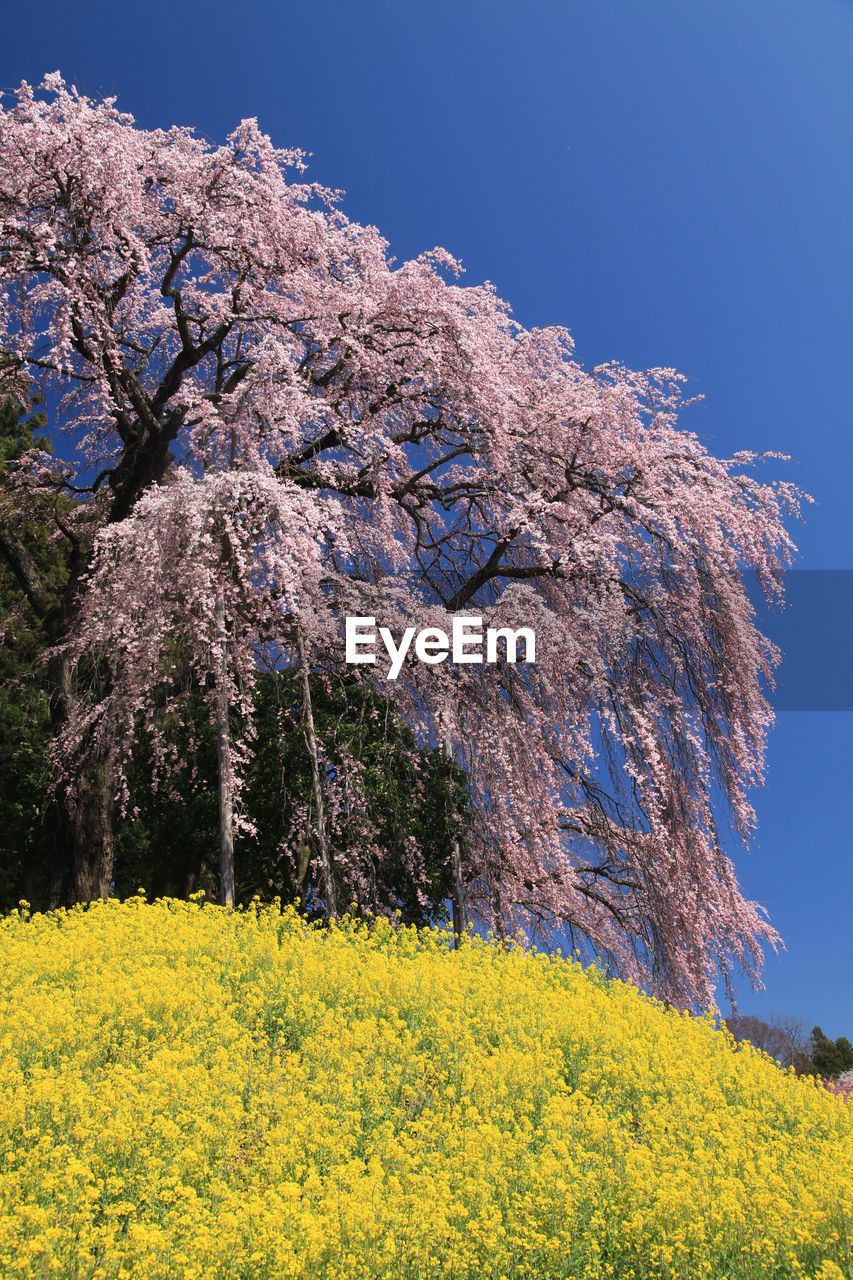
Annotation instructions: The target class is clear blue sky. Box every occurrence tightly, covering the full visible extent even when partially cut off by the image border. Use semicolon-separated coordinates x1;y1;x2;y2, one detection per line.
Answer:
2;0;850;1035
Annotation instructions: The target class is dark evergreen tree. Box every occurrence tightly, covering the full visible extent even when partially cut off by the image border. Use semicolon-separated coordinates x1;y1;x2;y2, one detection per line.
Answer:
0;395;71;911
112;671;468;928
808;1027;853;1079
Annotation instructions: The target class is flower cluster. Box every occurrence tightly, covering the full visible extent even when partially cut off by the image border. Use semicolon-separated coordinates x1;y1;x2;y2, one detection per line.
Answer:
0;897;850;1279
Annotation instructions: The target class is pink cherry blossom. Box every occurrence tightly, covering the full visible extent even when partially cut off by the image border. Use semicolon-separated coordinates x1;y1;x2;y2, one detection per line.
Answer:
0;75;808;1008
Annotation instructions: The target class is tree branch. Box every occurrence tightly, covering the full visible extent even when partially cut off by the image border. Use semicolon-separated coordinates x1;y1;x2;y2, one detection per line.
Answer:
0;522;52;619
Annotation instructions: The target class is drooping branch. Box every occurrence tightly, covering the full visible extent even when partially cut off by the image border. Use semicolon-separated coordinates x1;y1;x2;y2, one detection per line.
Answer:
214;592;236;908
443;730;466;947
296;625;337;919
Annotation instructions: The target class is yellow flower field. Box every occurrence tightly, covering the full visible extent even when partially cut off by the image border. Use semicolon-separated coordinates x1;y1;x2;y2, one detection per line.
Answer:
0;897;850;1280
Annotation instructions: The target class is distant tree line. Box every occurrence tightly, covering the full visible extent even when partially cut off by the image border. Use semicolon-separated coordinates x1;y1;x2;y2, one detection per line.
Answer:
725;1013;853;1081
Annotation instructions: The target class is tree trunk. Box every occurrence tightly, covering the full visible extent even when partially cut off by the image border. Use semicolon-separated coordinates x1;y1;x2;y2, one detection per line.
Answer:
33;755;115;910
215;595;236;908
45;650;115;908
296;627;337;919
444;731;466;947
0;514;118;910
68;754;115;902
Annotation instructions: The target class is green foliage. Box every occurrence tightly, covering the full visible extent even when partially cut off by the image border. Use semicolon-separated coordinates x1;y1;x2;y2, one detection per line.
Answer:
0;394;50;463
111;698;221;903
808;1026;853;1079
113;672;467;928
0;396;63;912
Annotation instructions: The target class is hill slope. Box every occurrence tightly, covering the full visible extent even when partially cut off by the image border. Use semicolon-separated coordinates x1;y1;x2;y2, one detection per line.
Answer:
0;897;850;1279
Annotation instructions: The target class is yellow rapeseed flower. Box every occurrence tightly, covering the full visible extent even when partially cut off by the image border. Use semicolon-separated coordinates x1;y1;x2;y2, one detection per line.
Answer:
0;898;850;1278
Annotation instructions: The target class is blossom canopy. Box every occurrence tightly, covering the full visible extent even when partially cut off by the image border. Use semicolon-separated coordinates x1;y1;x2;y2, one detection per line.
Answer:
0;74;805;1008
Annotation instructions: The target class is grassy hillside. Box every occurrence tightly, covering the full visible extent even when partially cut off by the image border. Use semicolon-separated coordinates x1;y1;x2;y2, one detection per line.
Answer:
0;897;850;1280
